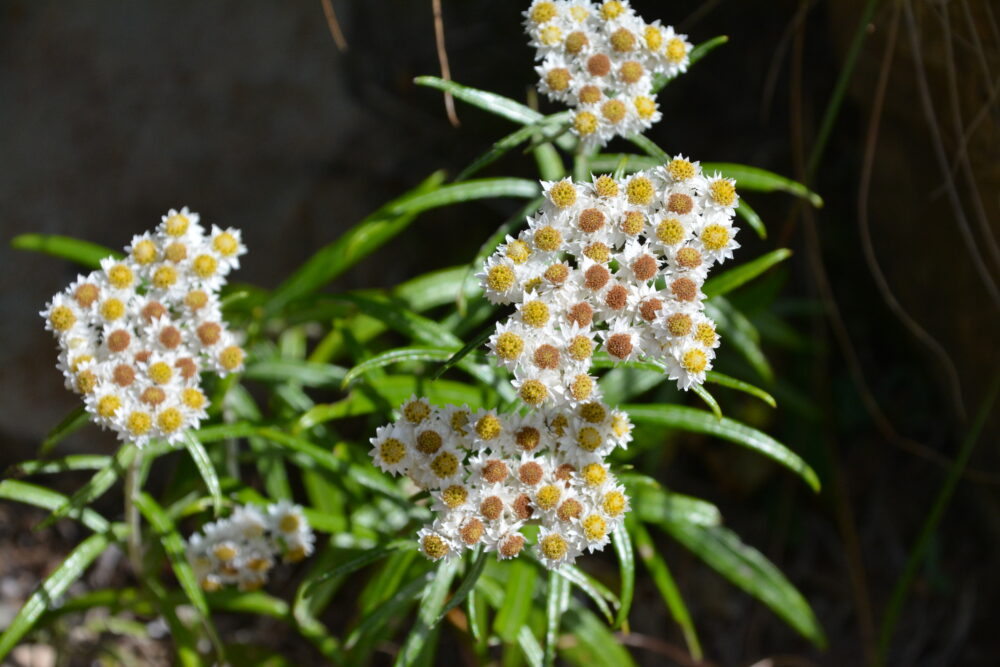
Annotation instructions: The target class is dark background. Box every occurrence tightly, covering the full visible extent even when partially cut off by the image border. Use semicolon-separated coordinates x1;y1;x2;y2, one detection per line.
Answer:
2;1;999;665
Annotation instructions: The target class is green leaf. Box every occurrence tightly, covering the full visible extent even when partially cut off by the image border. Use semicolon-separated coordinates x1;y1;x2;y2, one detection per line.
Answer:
343;347;456;388
182;433;222;515
437;551;488;624
415;76;543;125
431;327;491;381
135;493;224;657
554;564;618;624
0;480;111;534
8;454;110;477
345;575;426;659
704;249;792;299
243;359;347;388
494;558;538;643
394;558;460;666
0;532;110;661
629;519;702;660
651;35;729;93
389;178;540;215
660;520;826;648
627;133;669;163
623;475;722;527
11;234;120;269
518;625;545;667
394;266;482;313
457;119;567;182
612;525;634;630
560;607;637;667
42;442;140;528
544;570;570;667
625;404;820;491
705;371;776;408
707;298;773;383
701;162;822;207
38;406;90;457
736;198;767;239
304;541;413;592
692;384;722;420
265;171;445;315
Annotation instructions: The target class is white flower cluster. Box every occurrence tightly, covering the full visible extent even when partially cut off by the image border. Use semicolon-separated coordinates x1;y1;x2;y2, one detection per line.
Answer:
40;208;247;447
187;501;315;592
524;0;693;147
480;161;739;391
370;397;632;568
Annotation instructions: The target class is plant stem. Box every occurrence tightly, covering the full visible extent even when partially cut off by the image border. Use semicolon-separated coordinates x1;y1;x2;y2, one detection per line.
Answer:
877;373;1000;660
124;449;143;575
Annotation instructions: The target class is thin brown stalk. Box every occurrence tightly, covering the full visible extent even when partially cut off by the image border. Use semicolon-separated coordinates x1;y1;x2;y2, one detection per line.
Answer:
321;0;349;52
858;5;967;422
432;0;460;128
902;0;1000;310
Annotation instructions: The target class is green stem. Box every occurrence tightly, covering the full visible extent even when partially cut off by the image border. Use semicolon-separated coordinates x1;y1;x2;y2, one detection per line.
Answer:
877;373;1000;660
124;450;143;575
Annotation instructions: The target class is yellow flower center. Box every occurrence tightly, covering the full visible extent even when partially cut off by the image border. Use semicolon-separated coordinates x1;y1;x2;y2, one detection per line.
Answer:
548;180;577;208
666;37;688;63
421;534;449;560
545;68;571;92
132;239;157;264
182;388;206;410
634;96;657;119
192;254;218;279
486;264;515;292
519;379;549;406
540;533;568;560
626;176;654;205
536;484;561;511
127;411;152;436
701;224;731;251
534;225;563;252
107;264;134;289
475;415;502;440
49;305;76;331
656;218;685;245
530;1;557;23
582;514;608;541
521;300;550;327
593;175;618;198
582;463;607;487
579;402;607;423
441;485;468;508
157;407;183;433
682;348;708;373
506;240;531;264
668;159;695;181
100;299;125;321
431;451;459;478
164;213;189;236
97;395;122;419
573;111;599;136
603;490;627;516
219;345;245;371
379;438;406;464
153;265;178;289
213;232;239;256
576;426;602;451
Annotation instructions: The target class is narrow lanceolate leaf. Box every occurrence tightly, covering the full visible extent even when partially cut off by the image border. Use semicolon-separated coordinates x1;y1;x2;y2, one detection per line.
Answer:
629;519;703;660
652;35;729;92
458;118;568;182
701;162;823;208
0;532;110;661
612;525;635;630
431;327;491;380
0;480;111;534
415;76;543;125
394;558;460;667
705;371;776;408
265;170;445;315
343;347;456;388
627;133;669;163
703;248;792;299
11;234;120;269
388;178;540;215
135;493;224;656
182;434;222;515
661;520;826;648
304;541;413;592
560;607;638;667
623;476;722;527
437;551;489;624
38;405;90;457
42;442;140;528
692;384;722;420
8;454;110;477
736;198;767;239
555;564;619;624
494;559;538;643
518;625;544;667
243;359;347;388
625;404;820;491
544;570;570;667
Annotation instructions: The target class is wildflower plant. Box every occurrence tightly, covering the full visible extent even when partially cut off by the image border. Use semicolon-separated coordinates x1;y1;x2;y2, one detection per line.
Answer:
3;2;828;664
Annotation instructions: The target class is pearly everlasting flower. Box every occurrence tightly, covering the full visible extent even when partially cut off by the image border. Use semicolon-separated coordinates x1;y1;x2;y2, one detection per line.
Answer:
185;501;315;592
369;164;738;569
41;208;246;447
525;1;693;147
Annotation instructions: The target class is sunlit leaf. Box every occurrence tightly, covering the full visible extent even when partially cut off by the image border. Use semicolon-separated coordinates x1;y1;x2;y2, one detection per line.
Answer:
625;404;820;491
11;234;120;269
